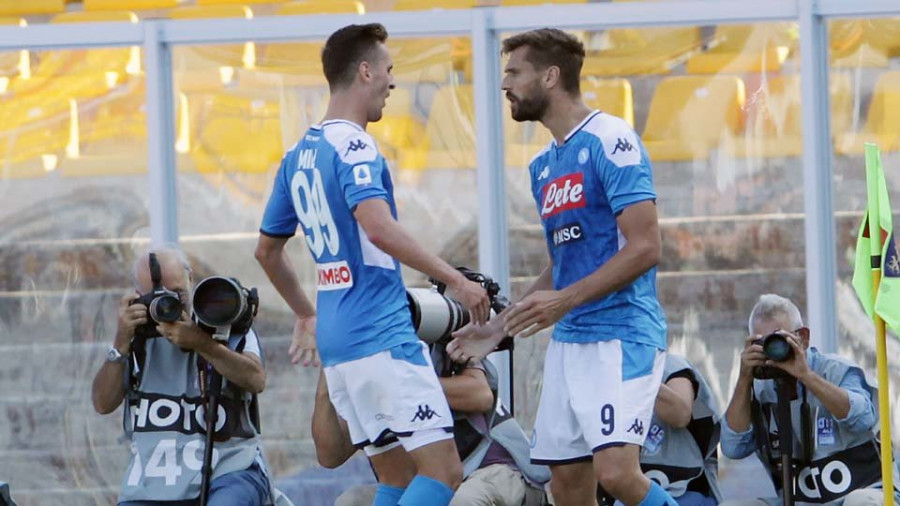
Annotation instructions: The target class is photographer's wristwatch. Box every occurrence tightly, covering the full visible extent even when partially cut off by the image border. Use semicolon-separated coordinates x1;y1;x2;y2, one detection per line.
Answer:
106;345;127;364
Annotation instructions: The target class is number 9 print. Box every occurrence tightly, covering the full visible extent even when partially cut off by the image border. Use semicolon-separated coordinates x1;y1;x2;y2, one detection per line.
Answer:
126;439;219;487
291;168;341;259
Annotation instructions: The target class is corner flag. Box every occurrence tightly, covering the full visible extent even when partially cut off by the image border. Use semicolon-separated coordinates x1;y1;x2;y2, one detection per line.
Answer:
852;144;900;334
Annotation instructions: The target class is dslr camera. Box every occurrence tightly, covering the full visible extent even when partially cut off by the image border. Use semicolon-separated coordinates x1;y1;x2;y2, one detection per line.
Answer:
131;253;258;342
752;331;794;380
406;267;508;345
131;253;185;339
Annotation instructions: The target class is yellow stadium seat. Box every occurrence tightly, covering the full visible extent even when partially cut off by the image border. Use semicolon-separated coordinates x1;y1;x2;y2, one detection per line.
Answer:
368;87;427;169
583;27;702;76
170;6;256;79
84;0;176;10
392;0;475;11
257;41;326;86
733;73;852;158
582;77;633;126
186;93;283;174
390;37;454;84
63;81;149;176
686;23;795;74
642;75;745;162
0;0;65;16
277;0;365;15
423;84;476;170
829;19;900;68
835;71;900;155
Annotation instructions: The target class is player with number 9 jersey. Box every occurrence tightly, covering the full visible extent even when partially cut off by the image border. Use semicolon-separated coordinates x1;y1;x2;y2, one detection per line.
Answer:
260;121;418;366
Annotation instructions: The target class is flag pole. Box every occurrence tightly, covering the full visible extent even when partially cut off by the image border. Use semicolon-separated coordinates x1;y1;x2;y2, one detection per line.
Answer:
865;143;894;506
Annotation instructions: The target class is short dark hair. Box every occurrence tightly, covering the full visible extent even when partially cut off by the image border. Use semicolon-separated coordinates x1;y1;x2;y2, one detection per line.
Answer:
321;23;389;90
502;28;585;95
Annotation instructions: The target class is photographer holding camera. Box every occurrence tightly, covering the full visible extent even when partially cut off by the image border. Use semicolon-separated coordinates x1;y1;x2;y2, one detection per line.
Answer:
91;248;271;506
721;294;898;506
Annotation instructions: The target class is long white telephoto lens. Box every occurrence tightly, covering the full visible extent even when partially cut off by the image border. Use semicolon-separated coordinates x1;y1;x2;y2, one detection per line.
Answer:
406;288;470;344
193;276;247;329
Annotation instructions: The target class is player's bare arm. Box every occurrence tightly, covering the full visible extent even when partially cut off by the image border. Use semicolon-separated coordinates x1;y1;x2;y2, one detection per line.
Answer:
504;199;660;337
354;198;490;324
255;234;319;365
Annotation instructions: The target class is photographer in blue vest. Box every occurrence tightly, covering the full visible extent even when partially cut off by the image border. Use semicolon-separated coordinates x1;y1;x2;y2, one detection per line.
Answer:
91;247;272;505
599;353;722;506
720;294;899;506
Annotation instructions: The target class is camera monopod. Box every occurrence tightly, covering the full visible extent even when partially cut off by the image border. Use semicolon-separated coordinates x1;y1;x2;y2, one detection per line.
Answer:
774;377;796;506
198;356;222;506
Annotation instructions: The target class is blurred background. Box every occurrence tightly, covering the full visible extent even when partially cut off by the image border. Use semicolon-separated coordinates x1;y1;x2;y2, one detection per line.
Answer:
0;0;899;504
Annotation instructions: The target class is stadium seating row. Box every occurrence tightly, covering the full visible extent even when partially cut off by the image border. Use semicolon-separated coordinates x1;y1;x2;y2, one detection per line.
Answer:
1;67;898;180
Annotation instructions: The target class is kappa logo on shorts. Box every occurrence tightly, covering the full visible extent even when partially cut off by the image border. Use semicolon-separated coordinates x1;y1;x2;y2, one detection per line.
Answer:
627;419;644;436
410;404;440;422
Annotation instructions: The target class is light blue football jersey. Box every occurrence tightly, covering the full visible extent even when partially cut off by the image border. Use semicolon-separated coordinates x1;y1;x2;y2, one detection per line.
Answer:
260;119;418;366
528;111;667;349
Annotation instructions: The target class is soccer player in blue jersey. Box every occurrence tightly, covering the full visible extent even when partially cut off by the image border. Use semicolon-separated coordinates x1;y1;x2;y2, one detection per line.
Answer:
449;28;676;506
254;23;490;506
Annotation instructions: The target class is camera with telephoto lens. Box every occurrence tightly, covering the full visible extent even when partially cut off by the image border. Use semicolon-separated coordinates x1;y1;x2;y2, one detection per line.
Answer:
131;253;184;340
406;267;508;345
752;332;794;380
192;276;259;341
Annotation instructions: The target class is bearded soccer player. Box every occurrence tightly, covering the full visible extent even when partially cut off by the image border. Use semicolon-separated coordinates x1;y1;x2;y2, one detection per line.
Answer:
449;28;675;506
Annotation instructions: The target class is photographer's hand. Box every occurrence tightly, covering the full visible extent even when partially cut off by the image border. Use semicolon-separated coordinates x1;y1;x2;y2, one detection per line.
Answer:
115;291;145;353
157;312;213;351
739;335;766;380
767;332;810;380
290;316;319;367
448;318;507;364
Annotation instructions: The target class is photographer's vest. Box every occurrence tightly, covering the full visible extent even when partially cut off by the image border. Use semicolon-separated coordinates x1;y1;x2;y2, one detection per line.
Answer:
118;332;265;503
751;348;899;504
431;347;551;487
640;355;722;501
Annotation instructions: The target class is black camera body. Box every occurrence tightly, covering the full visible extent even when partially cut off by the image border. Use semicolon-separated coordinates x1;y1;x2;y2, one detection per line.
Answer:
752;332;794;380
131;253;184;339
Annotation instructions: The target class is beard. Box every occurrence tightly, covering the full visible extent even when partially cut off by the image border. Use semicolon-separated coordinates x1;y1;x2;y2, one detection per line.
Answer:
508;88;548;122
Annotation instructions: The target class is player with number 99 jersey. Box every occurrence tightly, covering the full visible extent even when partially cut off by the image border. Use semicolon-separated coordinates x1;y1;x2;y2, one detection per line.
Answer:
260;120;418;367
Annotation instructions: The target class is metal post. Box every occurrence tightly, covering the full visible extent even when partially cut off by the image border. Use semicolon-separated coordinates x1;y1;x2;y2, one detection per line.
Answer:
799;0;838;352
144;21;179;246
472;10;512;409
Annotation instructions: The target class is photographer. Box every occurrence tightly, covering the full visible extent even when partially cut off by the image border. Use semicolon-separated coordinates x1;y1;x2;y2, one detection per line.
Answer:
599;353;722;506
91;248;271;505
721;294;897;505
311;343;549;506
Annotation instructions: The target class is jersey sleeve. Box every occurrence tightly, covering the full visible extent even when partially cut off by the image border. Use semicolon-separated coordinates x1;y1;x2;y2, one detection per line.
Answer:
260;155;299;237
594;122;657;216
333;132;390;210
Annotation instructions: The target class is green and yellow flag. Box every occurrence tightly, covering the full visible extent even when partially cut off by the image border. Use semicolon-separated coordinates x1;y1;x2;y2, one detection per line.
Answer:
852;143;900;334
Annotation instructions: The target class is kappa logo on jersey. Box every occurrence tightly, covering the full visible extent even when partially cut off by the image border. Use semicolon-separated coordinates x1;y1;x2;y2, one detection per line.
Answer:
354;164;372;185
611;137;635;155
551;222;583;247
410;404;440;422
537;166;550;180
541;173;585;218
344;139;368;156
317;260;354;291
627;419;644;435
